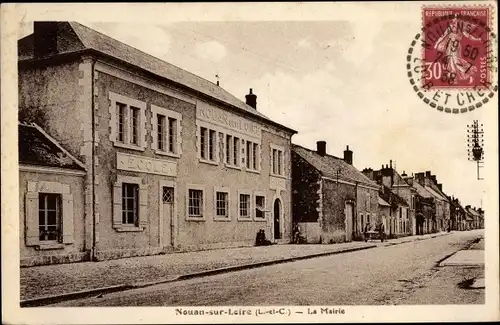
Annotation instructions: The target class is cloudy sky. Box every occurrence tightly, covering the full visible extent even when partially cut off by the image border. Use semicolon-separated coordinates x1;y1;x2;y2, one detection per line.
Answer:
16;3;496;208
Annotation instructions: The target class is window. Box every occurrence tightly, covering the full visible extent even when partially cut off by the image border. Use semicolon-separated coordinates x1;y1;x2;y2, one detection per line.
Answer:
157;115;165;151
233;137;240;166
109;92;146;150
367;214;370;225
117;103;126;142
112;176;148;231
198;126;218;163
246;141;251;168
255;195;266;219
151;105;183;156
130;106;140;145
38;193;61;242
200;127;207;159
168;117;176;153
209;130;216;160
188;189;203;218
122;183;139;225
215;191;229;219
25;181;74;246
239;194;251;218
244;140;260;171
225;135;232;164
270;145;285;176
253;143;258;170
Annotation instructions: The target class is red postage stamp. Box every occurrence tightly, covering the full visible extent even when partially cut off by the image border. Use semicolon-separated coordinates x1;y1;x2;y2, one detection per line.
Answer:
421;6;493;89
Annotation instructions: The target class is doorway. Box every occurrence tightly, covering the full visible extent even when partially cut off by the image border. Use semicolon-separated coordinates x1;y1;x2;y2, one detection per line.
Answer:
273;199;281;240
345;203;354;241
162;186;174;247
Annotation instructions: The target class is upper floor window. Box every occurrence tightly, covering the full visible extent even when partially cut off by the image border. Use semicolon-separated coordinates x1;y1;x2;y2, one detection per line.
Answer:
270;144;285;176
199;125;218;164
109;92;147;151
245;140;260;172
151;104;182;157
224;134;241;168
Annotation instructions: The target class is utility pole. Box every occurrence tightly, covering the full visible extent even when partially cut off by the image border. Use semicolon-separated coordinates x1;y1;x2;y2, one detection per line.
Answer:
467;120;484;180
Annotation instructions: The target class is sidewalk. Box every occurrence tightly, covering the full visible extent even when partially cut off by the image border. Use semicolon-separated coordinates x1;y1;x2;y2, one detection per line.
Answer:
20;231;450;305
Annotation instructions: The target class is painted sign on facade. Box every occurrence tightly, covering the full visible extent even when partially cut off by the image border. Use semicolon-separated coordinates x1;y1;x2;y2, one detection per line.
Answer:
117;152;177;176
196;101;261;138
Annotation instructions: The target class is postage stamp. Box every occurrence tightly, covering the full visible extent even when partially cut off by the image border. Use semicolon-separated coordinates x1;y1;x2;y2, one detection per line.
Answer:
407;5;498;113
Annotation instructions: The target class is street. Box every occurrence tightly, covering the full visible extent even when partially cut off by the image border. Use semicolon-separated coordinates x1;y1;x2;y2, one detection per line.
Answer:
52;230;484;306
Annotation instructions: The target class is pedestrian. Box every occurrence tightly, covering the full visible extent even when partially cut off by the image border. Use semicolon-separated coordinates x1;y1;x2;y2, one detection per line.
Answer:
379;222;385;242
292;224;301;244
364;222;370;242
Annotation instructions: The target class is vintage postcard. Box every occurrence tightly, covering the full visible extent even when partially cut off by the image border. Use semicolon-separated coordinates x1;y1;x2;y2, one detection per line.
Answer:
1;1;499;324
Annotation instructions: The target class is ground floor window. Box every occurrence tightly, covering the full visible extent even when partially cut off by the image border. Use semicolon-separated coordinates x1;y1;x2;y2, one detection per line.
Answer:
255;195;266;219
38;193;61;242
239;194;251;218
216;191;228;218
122;183;139;225
188;189;203;218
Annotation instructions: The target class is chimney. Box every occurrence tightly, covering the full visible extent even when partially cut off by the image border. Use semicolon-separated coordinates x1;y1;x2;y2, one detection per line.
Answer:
316;141;326;156
431;175;437;184
437;183;442;191
425;171;431;177
401;170;407;177
34;21;59;58
343;145;353;165
245;88;257;109
390;160;392;168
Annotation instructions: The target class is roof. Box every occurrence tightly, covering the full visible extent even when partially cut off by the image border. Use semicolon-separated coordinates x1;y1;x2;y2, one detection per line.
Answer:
425;185;448;201
18;22;296;135
19;122;86;170
378;196;391;207
379;185;409;208
412;181;434;199
292;144;378;188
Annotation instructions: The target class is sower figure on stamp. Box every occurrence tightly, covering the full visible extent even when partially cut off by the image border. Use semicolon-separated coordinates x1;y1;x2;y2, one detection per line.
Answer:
434;14;482;85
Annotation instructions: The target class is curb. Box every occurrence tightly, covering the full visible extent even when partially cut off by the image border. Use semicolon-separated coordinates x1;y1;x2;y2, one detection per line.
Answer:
20;232;452;307
20;244;376;307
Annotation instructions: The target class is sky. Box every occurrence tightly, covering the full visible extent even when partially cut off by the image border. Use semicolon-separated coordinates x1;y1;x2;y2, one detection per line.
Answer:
16;3;496;209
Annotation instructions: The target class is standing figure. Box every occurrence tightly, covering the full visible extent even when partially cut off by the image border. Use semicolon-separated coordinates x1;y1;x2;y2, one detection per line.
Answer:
434;16;482;84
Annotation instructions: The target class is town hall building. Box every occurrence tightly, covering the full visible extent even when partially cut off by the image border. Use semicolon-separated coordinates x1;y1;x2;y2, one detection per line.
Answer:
18;21;296;264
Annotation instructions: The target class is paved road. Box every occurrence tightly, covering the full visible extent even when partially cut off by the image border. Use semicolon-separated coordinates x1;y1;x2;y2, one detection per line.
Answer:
53;230;484;306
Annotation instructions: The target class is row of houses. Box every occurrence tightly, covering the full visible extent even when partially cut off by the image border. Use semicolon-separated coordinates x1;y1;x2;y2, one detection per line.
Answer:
18;22;484;267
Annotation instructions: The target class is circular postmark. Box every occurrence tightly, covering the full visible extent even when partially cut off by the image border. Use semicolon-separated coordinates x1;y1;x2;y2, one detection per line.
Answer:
407;6;498;113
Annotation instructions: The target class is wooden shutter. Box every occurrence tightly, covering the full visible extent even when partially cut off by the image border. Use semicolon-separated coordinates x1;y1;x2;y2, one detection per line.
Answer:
25;192;39;246
138;184;148;227
113;182;123;228
62;193;74;244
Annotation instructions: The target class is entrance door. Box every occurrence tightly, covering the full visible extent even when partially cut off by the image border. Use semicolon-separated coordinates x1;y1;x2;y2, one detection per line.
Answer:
273;199;281;240
345;203;353;241
162;186;174;247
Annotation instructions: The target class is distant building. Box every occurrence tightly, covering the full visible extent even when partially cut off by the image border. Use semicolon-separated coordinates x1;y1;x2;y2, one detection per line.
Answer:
414;172;451;232
363;164;412;236
378;196;391;234
18;21;297;264
465;206;483;230
292;142;379;243
19;122;87;266
449;196;466;231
